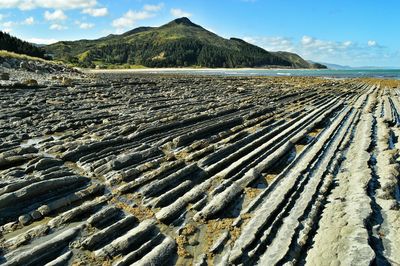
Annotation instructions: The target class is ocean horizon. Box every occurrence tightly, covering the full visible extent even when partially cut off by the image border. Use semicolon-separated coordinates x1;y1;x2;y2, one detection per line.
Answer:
108;68;400;79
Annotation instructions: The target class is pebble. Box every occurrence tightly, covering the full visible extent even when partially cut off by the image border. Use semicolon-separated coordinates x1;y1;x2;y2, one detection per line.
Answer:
19;214;32;225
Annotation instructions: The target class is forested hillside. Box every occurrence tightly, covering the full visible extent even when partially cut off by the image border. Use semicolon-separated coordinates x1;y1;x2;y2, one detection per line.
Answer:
46;18;325;69
0;31;46;59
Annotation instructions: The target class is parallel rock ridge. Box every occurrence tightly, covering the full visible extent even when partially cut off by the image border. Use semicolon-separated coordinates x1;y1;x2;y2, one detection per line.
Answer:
0;74;399;266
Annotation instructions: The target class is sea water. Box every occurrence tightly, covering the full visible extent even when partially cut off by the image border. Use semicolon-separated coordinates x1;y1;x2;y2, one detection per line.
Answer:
139;69;400;79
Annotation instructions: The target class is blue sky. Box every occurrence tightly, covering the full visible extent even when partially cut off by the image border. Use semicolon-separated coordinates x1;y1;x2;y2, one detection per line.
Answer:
0;0;399;67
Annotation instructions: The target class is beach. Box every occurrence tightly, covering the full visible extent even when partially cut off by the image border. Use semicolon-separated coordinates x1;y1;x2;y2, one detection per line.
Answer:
85;67;400;79
1;68;400;265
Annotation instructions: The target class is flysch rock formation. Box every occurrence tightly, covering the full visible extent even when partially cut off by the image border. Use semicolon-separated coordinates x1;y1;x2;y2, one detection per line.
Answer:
0;71;399;266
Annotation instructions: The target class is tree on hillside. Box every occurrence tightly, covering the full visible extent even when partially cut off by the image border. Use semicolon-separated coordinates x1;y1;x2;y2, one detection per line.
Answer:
0;31;46;58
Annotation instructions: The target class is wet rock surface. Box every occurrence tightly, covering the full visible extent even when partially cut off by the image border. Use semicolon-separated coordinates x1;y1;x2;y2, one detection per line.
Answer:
1;72;399;265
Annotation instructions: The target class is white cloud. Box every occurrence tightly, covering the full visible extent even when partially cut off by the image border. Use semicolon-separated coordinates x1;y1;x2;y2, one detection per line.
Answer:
112;10;154;29
2;21;16;27
298;35;353;52
368;40;377;47
343;40;352;47
112;3;166;33
3;28;12;33
244;34;393;66
112;3;165;32
0;0;97;10
244;36;295;52
301;35;313;46
44;10;67;21
49;23;67;30
144;3;164;12
79;22;94;29
0;0;22;9
26;37;58;44
170;8;192;18
23;16;34;25
82;7;108;17
1;17;34;28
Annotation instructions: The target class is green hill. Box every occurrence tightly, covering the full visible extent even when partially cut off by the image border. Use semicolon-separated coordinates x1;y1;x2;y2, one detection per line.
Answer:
45;17;325;69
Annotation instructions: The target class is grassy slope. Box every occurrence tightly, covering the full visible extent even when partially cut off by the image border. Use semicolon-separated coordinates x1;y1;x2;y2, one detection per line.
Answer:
0;50;73;69
0;50;47;62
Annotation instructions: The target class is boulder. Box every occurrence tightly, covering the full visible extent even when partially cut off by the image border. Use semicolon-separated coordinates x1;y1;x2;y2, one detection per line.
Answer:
18;214;32;226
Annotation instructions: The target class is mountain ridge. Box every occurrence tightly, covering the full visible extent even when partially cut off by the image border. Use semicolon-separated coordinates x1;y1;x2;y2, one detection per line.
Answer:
45;17;326;69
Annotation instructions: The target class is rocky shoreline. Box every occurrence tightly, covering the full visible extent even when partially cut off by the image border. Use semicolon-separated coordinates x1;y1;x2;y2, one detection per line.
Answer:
0;68;399;265
0;56;84;87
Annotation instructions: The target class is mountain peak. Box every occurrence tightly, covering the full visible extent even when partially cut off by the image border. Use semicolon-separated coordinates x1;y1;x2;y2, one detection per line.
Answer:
46;17;326;69
166;17;202;28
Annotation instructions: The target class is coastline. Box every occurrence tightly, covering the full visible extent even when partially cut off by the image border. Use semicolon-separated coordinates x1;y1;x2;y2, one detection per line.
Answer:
83;67;320;73
83;67;400;80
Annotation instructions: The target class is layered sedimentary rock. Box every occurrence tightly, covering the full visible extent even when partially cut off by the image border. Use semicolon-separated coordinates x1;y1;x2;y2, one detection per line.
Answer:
1;74;399;265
